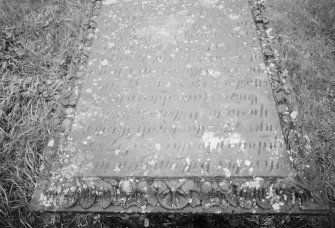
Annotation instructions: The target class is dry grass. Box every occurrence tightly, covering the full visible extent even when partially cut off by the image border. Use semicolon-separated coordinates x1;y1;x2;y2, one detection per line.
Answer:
265;0;335;209
0;0;88;227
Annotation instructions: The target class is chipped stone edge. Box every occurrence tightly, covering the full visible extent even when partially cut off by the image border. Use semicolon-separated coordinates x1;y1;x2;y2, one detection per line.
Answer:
248;0;329;212
30;0;329;215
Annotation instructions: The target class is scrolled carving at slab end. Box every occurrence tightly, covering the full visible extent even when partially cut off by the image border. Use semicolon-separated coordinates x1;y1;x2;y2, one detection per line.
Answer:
154;179;191;210
79;188;96;209
97;189;115;209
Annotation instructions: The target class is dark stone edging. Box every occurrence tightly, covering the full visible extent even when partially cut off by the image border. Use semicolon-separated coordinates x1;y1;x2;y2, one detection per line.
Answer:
30;0;330;215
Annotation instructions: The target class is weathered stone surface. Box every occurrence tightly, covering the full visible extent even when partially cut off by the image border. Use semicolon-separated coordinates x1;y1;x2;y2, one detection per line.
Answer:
30;0;329;214
69;0;288;178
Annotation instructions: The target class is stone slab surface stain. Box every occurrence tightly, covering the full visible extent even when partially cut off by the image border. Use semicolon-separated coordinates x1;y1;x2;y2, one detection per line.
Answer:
58;0;290;179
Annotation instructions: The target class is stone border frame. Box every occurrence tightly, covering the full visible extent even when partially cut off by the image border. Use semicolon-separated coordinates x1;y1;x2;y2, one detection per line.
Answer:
248;0;328;205
35;0;102;186
30;0;330;214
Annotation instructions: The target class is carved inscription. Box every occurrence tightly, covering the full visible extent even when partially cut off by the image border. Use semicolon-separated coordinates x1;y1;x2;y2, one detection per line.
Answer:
68;0;290;178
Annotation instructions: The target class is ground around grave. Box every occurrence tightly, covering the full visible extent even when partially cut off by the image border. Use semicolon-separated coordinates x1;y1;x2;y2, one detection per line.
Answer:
0;0;334;227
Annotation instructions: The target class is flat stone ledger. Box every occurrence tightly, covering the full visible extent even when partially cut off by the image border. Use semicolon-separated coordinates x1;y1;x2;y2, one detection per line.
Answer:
76;0;289;178
30;0;325;214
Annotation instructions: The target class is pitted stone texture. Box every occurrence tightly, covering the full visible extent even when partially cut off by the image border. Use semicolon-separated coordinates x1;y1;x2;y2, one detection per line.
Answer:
60;0;290;178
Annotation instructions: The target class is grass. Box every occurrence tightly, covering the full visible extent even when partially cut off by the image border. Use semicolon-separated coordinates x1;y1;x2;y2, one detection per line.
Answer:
0;0;334;227
264;0;335;208
0;0;89;227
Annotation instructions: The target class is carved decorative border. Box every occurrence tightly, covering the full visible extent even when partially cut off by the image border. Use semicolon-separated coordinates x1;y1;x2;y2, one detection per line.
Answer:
32;176;328;214
30;0;330;214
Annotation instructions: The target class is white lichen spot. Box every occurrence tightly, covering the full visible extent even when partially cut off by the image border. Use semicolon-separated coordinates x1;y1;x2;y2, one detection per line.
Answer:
56;186;62;194
266;28;273;36
208;69;221;78
155;143;161;151
148;160;156;166
39;193;52;207
114;149;120;156
272;203;281;211
184;157;191;172
171;163;176;170
103;0;118;5
222;168;231;177
165;81;171;87
82;141;88;145
224;133;243;145
248;167;254;175
100;59;109;66
233;27;241;31
108;42;115;48
259;63;266;70
70;186;76;192
236;159;242;167
246;177;264;189
202;132;223;151
290;111;298;120
244;160;251;166
199;0;219;7
121;180;133;195
48;139;54;147
227;14;240;20
114;165;120;172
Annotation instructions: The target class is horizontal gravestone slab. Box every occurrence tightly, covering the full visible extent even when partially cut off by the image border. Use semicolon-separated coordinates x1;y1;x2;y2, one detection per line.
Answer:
30;0;328;214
